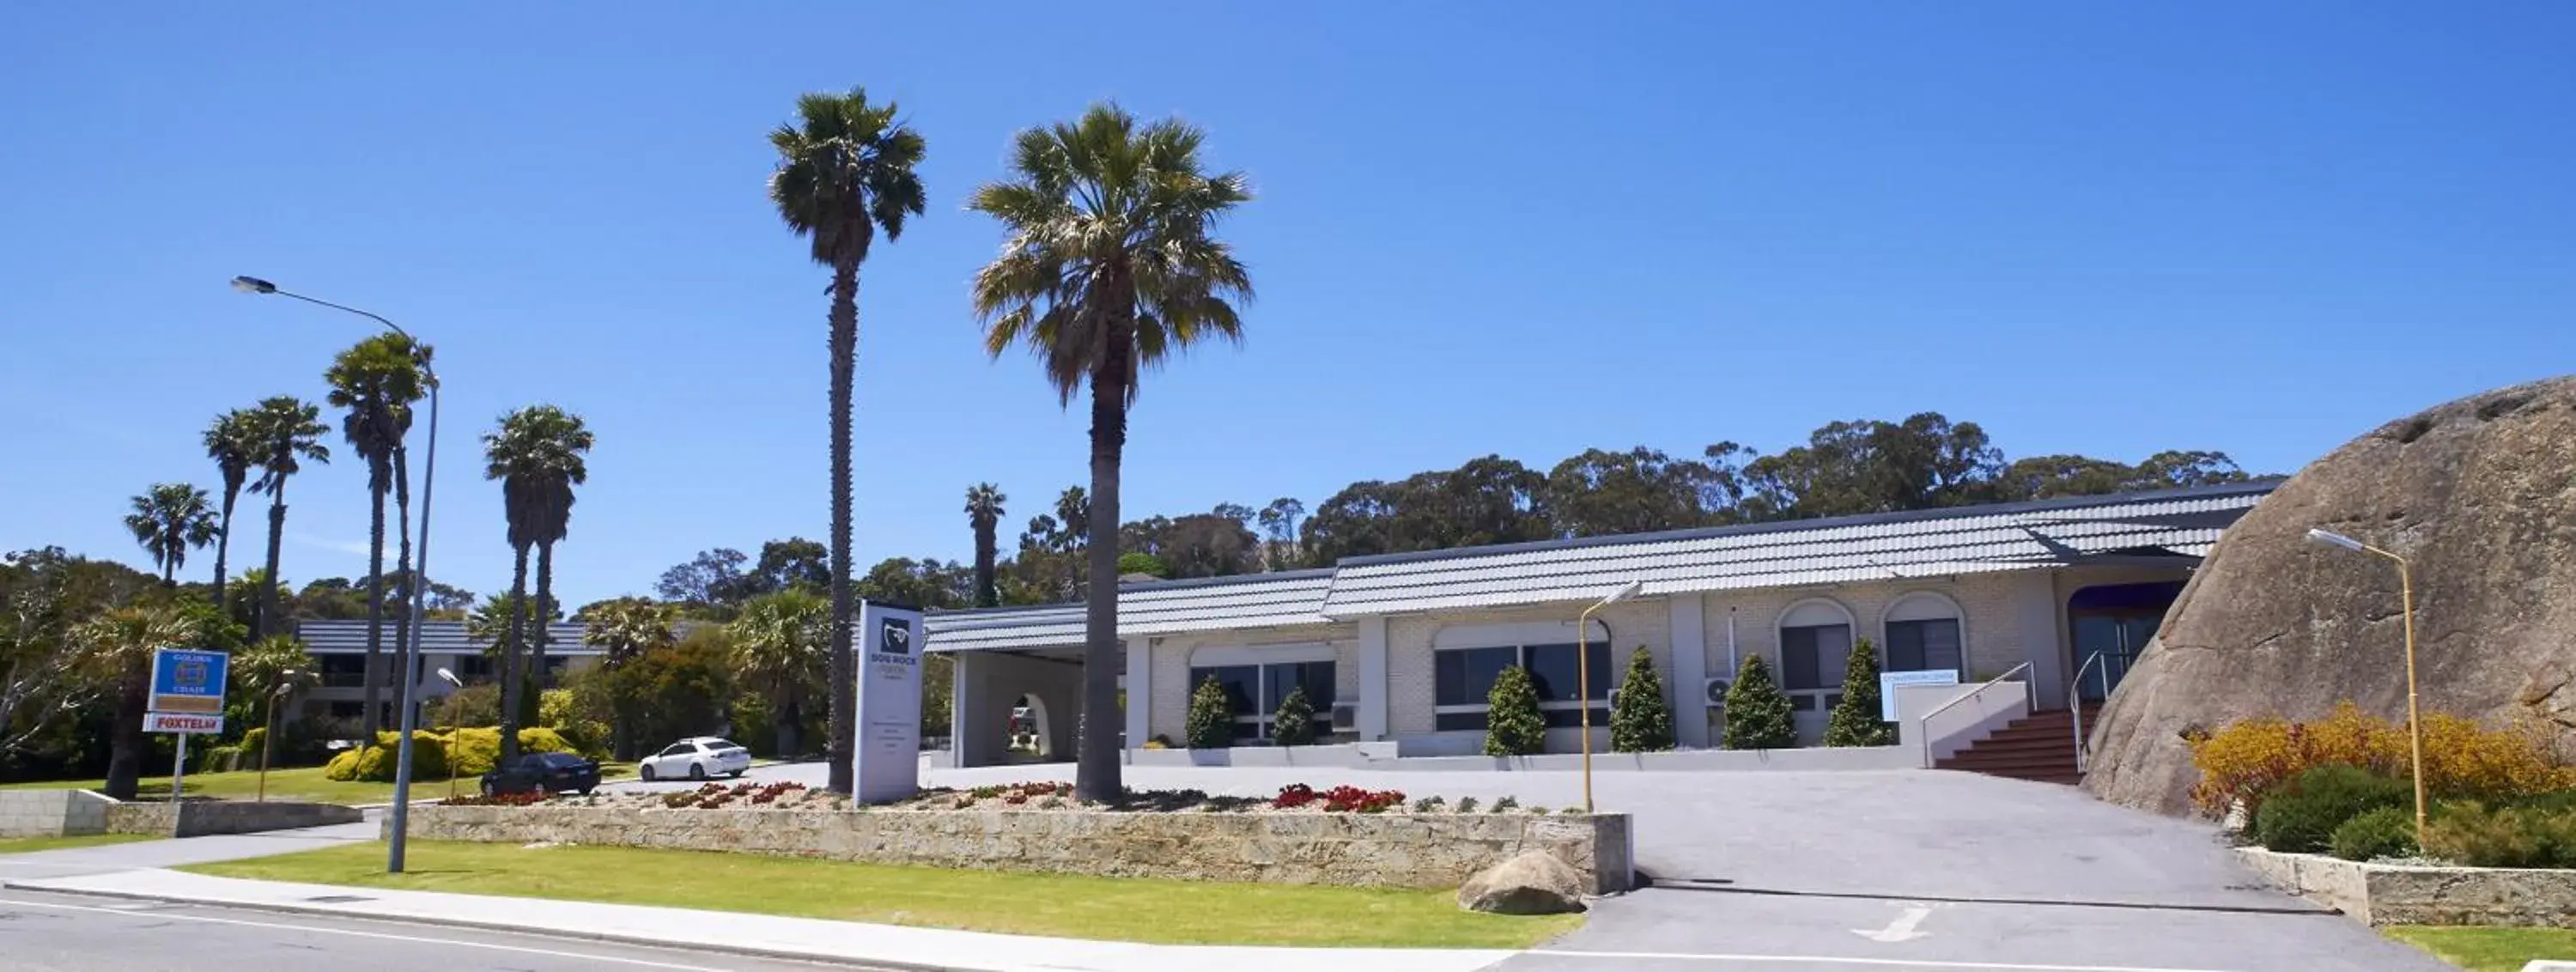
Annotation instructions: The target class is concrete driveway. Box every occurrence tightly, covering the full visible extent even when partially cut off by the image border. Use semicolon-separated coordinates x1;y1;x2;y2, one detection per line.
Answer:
617;762;2445;971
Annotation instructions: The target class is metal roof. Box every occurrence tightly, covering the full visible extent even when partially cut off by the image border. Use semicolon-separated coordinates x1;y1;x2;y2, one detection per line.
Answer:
295;619;596;655
923;481;2276;653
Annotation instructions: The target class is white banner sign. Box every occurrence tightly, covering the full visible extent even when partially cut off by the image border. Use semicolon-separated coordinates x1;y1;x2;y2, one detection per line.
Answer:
852;601;923;804
144;711;225;735
1880;670;1961;721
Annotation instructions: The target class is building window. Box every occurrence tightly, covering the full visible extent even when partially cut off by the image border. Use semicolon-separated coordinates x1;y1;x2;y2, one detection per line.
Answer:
455;654;495;683
1433;640;1610;732
318;655;367;688
1886;618;1963;674
1778;599;1853;714
1187;659;1335;742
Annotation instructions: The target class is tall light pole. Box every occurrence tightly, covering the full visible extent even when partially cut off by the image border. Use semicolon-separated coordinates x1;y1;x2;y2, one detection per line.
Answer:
232;276;440;873
436;667;465;800
1577;580;1644;813
2306;527;2427;847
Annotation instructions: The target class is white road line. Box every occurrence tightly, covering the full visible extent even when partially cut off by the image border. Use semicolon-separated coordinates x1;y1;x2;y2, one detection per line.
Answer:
1522;950;2244;972
0;896;738;971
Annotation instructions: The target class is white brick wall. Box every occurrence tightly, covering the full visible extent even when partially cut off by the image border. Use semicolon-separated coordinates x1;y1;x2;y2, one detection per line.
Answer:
1145;623;1358;744
1384;600;1671;742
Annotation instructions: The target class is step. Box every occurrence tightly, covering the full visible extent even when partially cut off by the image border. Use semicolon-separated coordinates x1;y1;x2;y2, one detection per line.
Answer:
1938;755;2078;772
1956;738;2081;757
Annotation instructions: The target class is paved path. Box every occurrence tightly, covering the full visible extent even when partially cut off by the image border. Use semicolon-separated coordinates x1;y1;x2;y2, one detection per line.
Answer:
0;820;374;881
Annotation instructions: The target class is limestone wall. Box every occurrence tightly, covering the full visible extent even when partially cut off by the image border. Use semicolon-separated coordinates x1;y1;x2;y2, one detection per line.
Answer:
0;789;110;837
2239;847;2576;926
405;805;1635;893
173;801;362;836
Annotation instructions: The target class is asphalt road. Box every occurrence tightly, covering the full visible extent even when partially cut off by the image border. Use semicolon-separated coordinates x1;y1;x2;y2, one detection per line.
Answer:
0;888;849;972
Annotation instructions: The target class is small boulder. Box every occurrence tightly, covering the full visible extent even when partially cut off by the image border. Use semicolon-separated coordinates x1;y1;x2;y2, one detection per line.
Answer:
1457;851;1587;914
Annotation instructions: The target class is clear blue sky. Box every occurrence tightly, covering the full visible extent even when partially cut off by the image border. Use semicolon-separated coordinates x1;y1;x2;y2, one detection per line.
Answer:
3;3;2570;608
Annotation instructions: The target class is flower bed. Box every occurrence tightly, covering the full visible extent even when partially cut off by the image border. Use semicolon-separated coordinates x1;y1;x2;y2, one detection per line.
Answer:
532;781;1576;817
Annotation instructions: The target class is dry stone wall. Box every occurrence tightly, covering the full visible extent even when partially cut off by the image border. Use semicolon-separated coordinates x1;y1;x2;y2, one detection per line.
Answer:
2238;847;2576;927
405;805;1634;893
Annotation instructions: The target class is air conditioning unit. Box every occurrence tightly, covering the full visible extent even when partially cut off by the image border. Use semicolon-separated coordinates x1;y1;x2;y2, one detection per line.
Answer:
1329;702;1358;732
1704;677;1730;707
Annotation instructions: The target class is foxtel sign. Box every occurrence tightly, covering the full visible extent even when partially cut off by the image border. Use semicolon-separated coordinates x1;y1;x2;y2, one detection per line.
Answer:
144;712;224;735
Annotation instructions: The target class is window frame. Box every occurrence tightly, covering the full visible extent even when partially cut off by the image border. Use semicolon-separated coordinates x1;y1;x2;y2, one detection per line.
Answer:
1429;621;1614;733
1777;598;1856;714
1187;643;1337;743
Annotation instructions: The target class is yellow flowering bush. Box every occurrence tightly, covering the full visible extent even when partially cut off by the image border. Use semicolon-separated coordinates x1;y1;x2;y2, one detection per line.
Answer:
2187;702;2575;817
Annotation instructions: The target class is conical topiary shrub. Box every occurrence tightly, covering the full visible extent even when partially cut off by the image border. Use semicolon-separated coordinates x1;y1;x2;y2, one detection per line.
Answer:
1483;665;1546;756
1185;675;1235;750
1722;654;1797;750
1822;637;1897;747
1270;683;1316;746
1610;647;1676;753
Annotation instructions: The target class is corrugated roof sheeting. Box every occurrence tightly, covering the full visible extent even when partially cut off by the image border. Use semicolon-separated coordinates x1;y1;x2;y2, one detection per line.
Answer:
295;619;595;655
922;483;2273;653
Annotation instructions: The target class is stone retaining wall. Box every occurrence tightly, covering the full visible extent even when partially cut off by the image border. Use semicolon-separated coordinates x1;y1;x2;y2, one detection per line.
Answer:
2238;847;2576;926
104;803;179;835
0;790;110;837
405;805;1636;893
1;791;359;838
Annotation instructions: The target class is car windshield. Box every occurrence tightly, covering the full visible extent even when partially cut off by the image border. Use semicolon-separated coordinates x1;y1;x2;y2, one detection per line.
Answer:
538;753;588;768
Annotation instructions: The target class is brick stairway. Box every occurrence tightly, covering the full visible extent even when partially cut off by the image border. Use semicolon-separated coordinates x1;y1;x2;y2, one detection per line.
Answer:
1933;704;2101;786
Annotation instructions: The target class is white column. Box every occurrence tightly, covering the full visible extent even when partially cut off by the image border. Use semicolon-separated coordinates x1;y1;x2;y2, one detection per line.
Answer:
948;653;975;768
2017;572;2068;710
1357;616;1389;741
1123;637;1150;750
1666;592;1710;749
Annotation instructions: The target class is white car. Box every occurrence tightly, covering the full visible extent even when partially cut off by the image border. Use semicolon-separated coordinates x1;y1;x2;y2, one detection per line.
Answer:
638;737;752;781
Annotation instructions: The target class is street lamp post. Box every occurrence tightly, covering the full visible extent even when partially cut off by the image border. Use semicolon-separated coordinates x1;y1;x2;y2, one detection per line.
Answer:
1577;580;1644;814
436;667;465;800
2306;527;2427;847
256;671;302;803
232;276;440;873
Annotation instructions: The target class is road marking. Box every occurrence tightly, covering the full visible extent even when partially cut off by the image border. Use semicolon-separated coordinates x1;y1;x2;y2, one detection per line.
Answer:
1850;904;1930;943
1522;950;2243;972
0;896;735;970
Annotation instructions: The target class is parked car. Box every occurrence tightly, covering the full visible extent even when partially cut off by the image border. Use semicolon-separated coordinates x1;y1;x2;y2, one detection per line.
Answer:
482;751;601;797
638;737;752;781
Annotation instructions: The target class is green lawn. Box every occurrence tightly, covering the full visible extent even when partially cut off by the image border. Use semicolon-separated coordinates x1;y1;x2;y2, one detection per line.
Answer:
185;841;1582;949
2387;926;2576;971
0;833;160;854
0;762;634;805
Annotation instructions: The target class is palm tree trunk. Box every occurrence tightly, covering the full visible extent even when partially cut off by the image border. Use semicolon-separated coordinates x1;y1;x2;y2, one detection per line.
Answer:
530;540;554;727
102;655;149;800
825;261;859;795
391;446;415;735
500;545;531;764
257;478;289;641
974;519;998;609
1074;343;1132;804
361;471;388;741
211;487;239;611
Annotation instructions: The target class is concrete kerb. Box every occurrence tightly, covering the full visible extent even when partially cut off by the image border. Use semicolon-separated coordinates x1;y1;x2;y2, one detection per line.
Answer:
0;877;957;972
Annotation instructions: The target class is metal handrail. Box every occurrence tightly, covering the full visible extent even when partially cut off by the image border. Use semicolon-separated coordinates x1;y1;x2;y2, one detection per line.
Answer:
1922;661;2033;726
2070;651;2114;772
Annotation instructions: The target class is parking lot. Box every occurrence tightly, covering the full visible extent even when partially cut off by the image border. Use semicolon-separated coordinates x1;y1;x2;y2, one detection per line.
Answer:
612;762;2446;971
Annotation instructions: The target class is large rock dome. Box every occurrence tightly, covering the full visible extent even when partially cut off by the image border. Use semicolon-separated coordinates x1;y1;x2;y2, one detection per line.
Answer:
2085;375;2576;815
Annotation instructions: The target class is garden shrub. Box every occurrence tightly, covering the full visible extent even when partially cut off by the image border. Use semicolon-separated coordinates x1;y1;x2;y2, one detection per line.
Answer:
538;689;612;758
515;726;574;756
1270;684;1316;746
198;744;244;774
2187;702;2576;818
2330;805;2419;861
1184;676;1235;750
343;732;450;782
2421;801;2576;869
446;727;501;776
2251;764;2410;854
1821;637;1895;747
1610;647;1675;753
239;728;267;762
1482;665;1546;756
322;747;363;781
1722;654;1797;750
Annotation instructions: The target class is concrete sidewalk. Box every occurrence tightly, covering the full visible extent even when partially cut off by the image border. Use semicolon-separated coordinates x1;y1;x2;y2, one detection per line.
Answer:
2;867;1516;972
0;821;374;881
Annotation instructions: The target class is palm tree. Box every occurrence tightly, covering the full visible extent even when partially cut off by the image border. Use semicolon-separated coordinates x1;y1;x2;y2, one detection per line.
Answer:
965;483;1006;608
579;597;677;759
123;483;217;586
75;603;193;800
202;410;260;610
969;103;1255;802
325;333;428;738
244;396;330;641
481;404;592;762
767;86;927;795
728;589;828;759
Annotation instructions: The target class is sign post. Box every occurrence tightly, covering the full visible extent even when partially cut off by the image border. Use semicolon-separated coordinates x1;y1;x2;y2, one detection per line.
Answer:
147;648;229;802
852;601;923;804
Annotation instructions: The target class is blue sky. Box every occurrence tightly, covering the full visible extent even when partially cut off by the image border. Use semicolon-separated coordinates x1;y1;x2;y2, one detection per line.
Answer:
3;3;2570;608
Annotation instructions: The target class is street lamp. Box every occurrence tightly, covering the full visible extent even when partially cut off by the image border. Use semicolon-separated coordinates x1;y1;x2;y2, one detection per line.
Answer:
257;671;303;803
436;668;465;799
1577;580;1644;813
234;276;440;874
2306;527;2427;847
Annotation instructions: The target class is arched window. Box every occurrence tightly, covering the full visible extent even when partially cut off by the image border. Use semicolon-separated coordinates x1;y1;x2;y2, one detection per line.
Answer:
1777;598;1856;714
1882;592;1966;677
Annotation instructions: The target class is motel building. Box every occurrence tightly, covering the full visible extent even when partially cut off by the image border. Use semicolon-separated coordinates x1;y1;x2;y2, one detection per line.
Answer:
927;480;2275;774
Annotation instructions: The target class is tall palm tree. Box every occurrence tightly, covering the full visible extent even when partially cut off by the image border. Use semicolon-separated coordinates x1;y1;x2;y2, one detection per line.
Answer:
202;410;260;610
76;603;193;800
969;103;1255;802
767;86;927;795
728;589;828;759
481;404;592;762
965;483;1006;608
123;483;217;586
244;396;330;641
325;333;428;738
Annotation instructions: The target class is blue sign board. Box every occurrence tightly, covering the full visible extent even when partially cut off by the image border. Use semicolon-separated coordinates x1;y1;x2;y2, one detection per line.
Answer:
149;648;229;715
